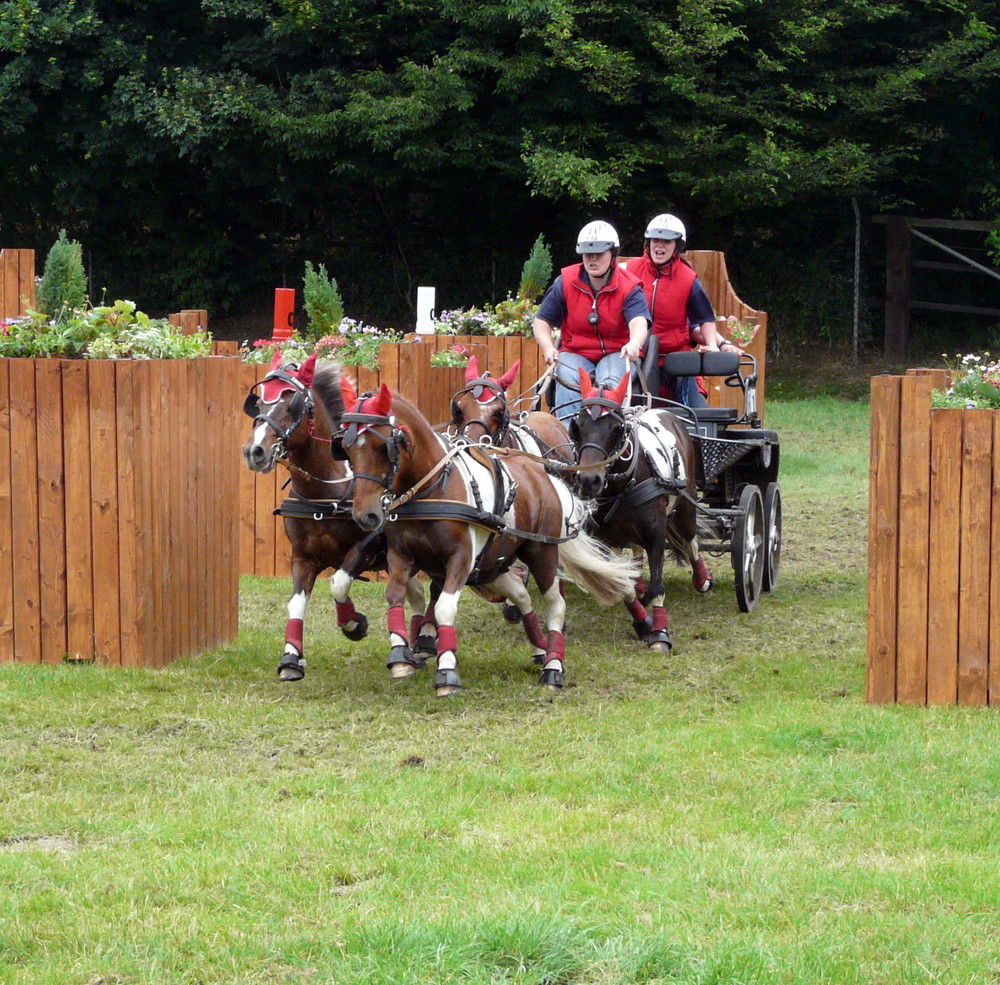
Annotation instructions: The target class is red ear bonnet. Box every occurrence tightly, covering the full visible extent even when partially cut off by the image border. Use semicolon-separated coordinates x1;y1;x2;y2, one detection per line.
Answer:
297;352;317;388
606;373;630;407
496;360;521;392
577;367;598;401
268;349;283;372
340;376;358;409
464;355;481;383
368;382;393;417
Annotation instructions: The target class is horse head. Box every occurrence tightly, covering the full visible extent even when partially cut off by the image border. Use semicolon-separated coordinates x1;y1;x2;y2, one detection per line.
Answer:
568;368;631;499
242;351;322;473
335;380;419;532
450;356;520;443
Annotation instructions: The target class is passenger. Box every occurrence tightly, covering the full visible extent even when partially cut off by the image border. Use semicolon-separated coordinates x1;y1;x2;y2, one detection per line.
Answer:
532;220;650;421
625;213;740;407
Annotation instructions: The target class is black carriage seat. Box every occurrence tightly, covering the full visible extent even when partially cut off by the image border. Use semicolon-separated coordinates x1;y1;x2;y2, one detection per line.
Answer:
660;350;747;424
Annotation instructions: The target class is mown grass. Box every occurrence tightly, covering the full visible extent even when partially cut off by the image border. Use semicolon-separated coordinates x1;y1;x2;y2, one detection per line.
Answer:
3;395;1000;985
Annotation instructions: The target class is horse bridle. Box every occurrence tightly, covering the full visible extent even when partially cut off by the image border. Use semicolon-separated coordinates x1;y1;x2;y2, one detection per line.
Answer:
450;376;510;444
572;397;636;484
243;366;315;457
332;406;410;506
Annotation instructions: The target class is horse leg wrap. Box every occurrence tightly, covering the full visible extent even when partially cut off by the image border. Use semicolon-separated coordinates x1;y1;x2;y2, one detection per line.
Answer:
634;576;648;598
692;558;714;593
278;644;305;681
436;625;458;658
540;633;565;688
285;618;304;653
410;614;425;643
647;605;672;651
387;606;409;646
522;612;548;651
625;598;652;640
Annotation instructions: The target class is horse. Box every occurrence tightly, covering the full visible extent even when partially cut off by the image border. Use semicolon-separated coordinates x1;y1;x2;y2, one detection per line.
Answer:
449;356;575;466
568;368;713;653
242;351;430;681
450;355;659;641
326;378;638;695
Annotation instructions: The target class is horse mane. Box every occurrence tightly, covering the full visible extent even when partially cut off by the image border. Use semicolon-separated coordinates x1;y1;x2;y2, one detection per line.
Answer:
311;360;345;426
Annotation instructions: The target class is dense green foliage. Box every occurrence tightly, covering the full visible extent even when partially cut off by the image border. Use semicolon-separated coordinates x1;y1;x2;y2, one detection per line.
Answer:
35;230;86;320
302;260;345;339
1;0;997;339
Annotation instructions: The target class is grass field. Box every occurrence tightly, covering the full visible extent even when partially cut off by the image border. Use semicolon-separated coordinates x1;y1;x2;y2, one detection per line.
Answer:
3;393;1000;985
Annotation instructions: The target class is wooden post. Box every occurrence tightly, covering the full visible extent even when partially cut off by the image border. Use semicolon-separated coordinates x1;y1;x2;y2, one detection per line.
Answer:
884;216;911;363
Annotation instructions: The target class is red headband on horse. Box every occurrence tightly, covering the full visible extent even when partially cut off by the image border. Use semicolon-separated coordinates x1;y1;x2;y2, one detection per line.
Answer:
577;368;630;410
260;350;317;403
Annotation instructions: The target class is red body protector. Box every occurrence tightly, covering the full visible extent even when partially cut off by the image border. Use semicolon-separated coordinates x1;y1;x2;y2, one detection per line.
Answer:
559;263;641;362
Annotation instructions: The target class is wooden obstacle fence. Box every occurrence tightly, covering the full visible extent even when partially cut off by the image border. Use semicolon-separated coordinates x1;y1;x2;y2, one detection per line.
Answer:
868;373;1000;706
1;249;36;320
0;356;242;666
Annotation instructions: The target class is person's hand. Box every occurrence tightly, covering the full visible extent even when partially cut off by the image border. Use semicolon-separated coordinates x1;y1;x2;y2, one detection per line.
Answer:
541;344;557;365
620;339;641;362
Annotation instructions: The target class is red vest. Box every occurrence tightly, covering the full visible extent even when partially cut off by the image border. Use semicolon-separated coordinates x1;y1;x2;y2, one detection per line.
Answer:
559;263;641;362
625;254;697;354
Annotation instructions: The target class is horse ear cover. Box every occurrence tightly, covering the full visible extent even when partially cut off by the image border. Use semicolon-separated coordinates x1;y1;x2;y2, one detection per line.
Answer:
606;373;630;407
370;383;393;417
577;367;597;400
268;349;283;373
297;352;317;388
464;355;480;383
496;359;521;392
340;376;359;409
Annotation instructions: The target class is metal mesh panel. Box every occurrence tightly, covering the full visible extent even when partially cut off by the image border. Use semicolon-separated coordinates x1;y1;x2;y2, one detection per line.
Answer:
698;437;754;483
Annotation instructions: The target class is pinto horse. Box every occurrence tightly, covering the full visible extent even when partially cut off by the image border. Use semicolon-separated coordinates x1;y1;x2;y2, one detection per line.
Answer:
450;356;575;466
242;351;429;681
569;369;713;653
327;379;637;695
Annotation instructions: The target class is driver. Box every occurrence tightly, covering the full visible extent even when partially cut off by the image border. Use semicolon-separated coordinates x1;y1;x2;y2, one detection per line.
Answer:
532;220;650;421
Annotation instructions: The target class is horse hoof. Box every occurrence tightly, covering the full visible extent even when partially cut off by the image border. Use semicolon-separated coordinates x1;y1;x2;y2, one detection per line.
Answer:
414;634;438;663
502;603;521;624
434;668;461;695
647;630;673;654
695;575;714;594
387;644;419;678
539;667;564;689
341;612;369;641
277;651;305;682
633;616;653;641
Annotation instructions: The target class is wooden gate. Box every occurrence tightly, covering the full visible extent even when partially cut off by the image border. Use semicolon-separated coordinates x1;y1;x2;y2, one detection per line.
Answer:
0;357;242;666
868;373;1000;705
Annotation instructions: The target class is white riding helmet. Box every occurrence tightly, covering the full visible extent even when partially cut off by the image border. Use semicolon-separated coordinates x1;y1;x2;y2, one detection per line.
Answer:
576;220;620;254
644;213;686;243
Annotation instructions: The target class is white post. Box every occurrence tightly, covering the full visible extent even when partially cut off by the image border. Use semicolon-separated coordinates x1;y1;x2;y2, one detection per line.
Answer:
415;286;436;334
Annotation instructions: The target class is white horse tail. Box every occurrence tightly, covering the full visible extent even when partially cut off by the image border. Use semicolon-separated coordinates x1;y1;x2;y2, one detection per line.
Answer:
558;527;639;606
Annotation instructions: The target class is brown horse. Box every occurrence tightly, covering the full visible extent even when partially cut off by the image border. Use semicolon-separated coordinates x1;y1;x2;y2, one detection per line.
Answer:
451;355;660;639
568;368;713;653
327;378;637;695
242;351;429;681
449;356;575;466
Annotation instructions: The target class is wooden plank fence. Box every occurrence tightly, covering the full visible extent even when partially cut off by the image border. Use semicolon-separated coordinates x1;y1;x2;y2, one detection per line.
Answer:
0;356;242;666
868;373;1000;705
0;249;36;320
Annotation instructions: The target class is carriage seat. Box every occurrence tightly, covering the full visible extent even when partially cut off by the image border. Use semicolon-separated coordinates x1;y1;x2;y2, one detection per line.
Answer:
661;350;742;422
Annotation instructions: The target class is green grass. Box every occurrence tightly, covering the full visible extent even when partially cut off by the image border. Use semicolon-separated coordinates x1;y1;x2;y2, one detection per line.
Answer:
3;396;1000;985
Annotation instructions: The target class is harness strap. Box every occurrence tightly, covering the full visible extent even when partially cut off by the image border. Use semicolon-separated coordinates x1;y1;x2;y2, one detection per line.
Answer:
391;499;576;545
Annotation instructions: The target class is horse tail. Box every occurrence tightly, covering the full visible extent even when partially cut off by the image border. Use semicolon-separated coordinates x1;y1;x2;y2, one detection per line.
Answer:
558;527;639;606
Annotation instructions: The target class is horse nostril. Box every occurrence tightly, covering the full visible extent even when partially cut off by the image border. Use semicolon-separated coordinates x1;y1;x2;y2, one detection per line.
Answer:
358;511;381;532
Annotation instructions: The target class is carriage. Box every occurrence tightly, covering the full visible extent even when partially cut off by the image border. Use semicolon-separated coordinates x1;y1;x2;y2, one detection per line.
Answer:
652;348;782;613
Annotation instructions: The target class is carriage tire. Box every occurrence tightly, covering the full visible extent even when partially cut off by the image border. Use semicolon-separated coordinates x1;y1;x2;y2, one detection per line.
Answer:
732;484;765;613
341;612;369;642
762;482;782;592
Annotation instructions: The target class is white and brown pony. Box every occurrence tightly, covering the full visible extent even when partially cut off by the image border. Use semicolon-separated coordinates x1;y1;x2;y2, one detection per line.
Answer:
568;369;713;653
327;379;637;695
242;351;429;681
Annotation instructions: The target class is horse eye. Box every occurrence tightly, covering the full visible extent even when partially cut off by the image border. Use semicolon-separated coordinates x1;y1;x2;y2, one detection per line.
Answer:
568;419;580;441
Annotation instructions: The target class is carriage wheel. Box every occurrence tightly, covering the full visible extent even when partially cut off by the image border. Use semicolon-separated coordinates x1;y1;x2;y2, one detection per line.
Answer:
732;484;765;613
762;481;782;592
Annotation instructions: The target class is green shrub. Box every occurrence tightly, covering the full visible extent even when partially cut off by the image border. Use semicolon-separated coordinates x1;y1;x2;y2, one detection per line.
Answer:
37;229;87;322
303;261;344;339
518;234;552;302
